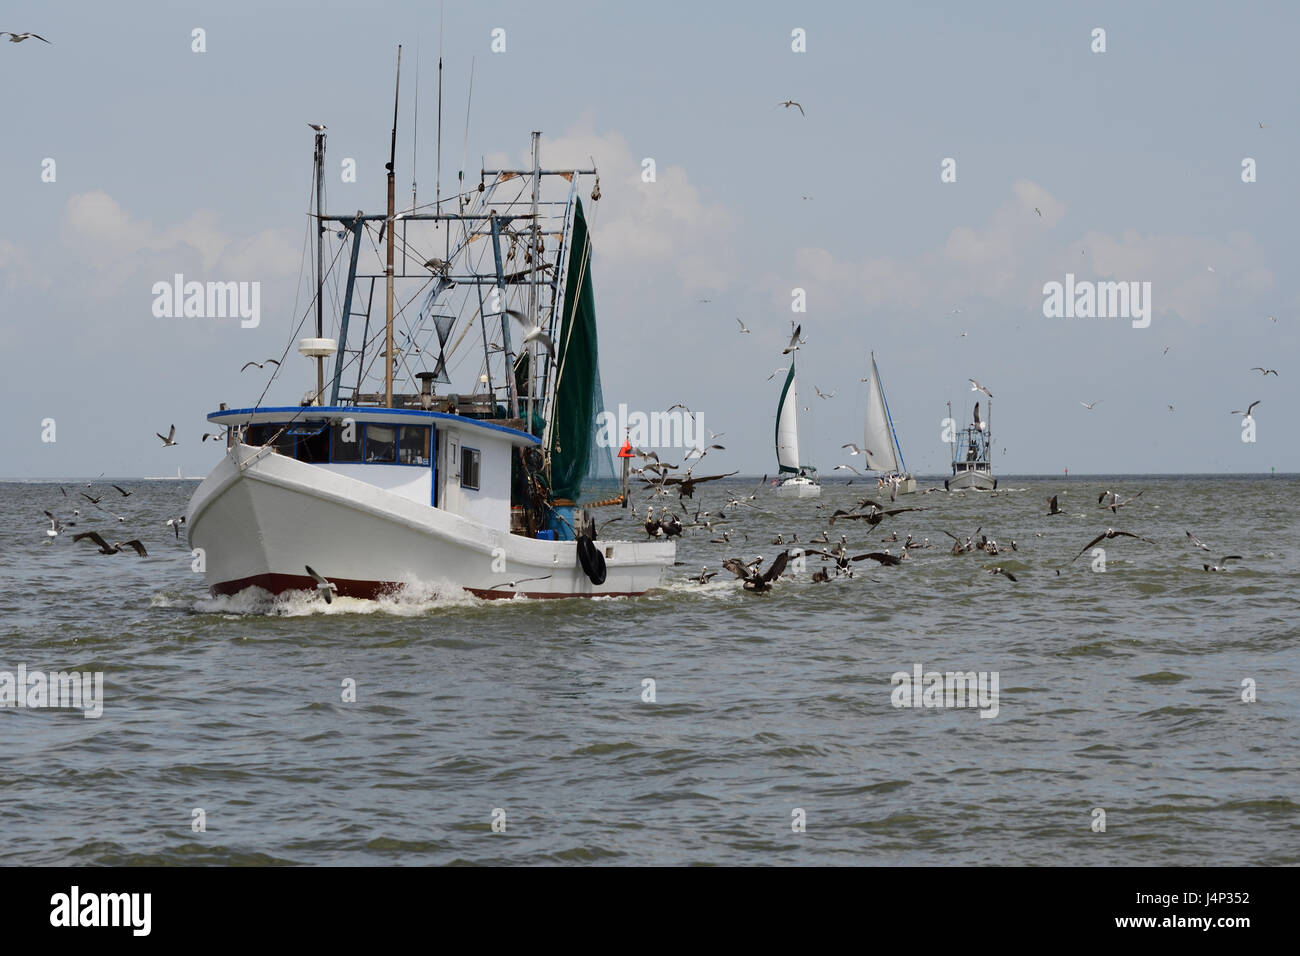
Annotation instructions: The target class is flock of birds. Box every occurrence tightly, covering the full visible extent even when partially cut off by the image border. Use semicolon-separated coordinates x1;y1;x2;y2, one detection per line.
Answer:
606;459;1251;594
40;478;190;560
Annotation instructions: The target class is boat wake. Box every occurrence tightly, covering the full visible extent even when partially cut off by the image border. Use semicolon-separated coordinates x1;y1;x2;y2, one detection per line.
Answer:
167;574;485;617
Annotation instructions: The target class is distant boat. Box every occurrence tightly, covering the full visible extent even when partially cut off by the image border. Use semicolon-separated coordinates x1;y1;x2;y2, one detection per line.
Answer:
945;398;997;491
862;351;915;495
773;363;820;497
143;466;185;481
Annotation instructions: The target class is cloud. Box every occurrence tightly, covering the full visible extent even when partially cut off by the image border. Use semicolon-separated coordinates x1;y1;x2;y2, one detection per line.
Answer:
489;122;736;291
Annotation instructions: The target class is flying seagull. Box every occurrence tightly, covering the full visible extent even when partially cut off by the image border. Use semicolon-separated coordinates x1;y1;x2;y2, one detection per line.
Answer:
1097;489;1143;513
969;379;993;398
973;403;985;431
778;100;805;116
833;464;864;476
767;367;789;381
985;567;1017;582
1230;401;1261;417
487;574;553;591
241;358;281;371
1250;367;1278;376
305;565;338;604
735;317;751;334
841;443;869;456
1046;495;1064;516
1202;556;1243;572
156;424;178;446
1068;529;1155;565
1;32;51;43
1080;401;1100;410
815;386;836;400
165;516;186;540
111;485;132;498
1184;530;1212;552
1034;207;1042;217
81;492;103;505
782;324;802;355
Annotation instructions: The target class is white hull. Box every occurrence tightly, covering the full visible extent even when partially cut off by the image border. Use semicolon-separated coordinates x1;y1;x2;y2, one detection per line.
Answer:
945;468;996;491
772;475;821;498
187;444;674;600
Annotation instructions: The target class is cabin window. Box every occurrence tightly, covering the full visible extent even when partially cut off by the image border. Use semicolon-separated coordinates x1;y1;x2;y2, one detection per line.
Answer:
365;424;397;463
398;425;430;465
331;420;362;462
293;423;330;463
246;423;294;456
460;447;481;490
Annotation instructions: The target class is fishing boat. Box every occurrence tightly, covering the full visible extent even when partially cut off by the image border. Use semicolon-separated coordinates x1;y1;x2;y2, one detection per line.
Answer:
862;352;915;495
944;398;997;491
185;59;674;600
772;363;820;497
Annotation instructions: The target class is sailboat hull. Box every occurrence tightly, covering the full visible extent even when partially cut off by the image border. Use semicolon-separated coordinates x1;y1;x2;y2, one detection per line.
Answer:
772;476;821;498
187;445;675;600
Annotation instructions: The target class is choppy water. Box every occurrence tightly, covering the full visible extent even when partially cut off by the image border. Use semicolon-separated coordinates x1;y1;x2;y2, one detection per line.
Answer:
2;475;1297;865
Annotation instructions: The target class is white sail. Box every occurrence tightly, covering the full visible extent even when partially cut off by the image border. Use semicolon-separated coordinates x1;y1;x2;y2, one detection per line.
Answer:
863;353;900;474
775;365;801;472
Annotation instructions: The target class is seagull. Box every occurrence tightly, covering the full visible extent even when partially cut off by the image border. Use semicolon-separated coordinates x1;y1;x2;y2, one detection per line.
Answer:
778;100;805;116
157;424;178;447
111;485;132;498
1230;401;1261;417
165;516;186;540
487;574;553;591
305;565;338;604
1163;346;1171;356
782;325;802;355
43;511;69;537
241;358;281;372
767;367;789;381
1046;495;1064;516
735;317;751;334
1203;556;1243;572
1068;529;1155;565
1;32;51;43
841;443;869;456
969;379;993;398
1098;489;1143;513
973;403;985;432
307;123;327;132
986;567;1018;582
1250;367;1278;376
815;386;836;400
1184;531;1212;552
522;326;557;361
722;551;790;592
1034;207;1041;217
1080;401;1100;410
834;464;864;476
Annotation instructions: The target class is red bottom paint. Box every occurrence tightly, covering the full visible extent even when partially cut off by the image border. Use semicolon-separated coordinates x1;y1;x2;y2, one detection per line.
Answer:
210;572;642;601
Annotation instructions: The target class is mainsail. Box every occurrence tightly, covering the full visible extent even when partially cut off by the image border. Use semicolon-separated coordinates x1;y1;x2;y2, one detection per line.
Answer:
775;364;801;473
863;352;902;474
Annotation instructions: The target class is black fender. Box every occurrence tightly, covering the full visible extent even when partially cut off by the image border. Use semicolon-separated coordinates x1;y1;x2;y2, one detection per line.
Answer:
576;534;606;585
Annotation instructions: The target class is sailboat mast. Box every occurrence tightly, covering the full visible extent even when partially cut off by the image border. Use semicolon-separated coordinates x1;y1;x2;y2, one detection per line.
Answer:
313;127;326;402
527;131;540;428
385;45;401;409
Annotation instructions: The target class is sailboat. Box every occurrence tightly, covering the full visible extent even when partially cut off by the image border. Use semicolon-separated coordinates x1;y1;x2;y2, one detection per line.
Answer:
772;363;820;497
944;398;997;491
184;62;674;600
862;352;915;495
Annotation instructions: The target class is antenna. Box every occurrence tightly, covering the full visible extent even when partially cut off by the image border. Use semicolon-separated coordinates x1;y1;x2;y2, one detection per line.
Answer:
436;2;445;257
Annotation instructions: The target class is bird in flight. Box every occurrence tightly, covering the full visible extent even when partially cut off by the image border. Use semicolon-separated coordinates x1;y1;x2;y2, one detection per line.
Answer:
1230;401;1261;418
305;565;338;604
735;317;751;334
985;567;1017;582
1080;401;1100;410
1034;207;1041;217
1;31;50;43
1068;529;1154;565
1250;367;1278;376
814;386;836;400
969;378;993;398
778;100;805;116
157;424;178;447
1046;495;1064;516
111;485;132;497
1203;555;1243;572
841;443;868;456
767;367;789;381
73;531;147;556
722;551;790;593
1184;531;1212;552
783;324;803;355
241;358;281;372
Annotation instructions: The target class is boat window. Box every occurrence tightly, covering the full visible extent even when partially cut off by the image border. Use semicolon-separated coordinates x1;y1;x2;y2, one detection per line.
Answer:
365;424;397;463
245;424;273;447
294;424;330;463
246;423;295;455
398;425;430;465
332;421;362;462
461;447;481;490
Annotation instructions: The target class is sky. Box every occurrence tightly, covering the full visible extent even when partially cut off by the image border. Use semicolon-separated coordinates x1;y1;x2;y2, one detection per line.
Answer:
2;0;1298;479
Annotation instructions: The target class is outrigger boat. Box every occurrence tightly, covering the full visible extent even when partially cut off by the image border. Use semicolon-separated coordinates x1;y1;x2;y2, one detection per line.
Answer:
862;351;915;495
944;398;997;491
186;60;673;600
772;363;820;498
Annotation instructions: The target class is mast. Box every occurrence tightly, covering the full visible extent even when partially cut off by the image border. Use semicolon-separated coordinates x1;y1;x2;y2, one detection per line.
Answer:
527;131;540;428
385;45;401;409
947;400;955;470
313;126;326;402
